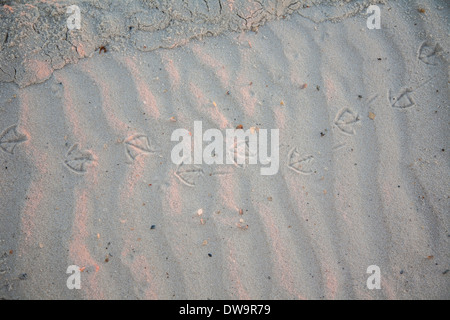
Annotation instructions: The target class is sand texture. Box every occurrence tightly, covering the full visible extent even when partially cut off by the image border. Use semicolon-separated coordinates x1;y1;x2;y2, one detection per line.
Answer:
0;0;449;299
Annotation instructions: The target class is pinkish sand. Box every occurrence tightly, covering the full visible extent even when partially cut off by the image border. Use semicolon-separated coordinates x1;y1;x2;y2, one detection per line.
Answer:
0;0;449;299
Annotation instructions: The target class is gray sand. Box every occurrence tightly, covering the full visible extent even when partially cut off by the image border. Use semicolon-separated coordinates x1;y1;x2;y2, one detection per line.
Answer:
0;0;449;299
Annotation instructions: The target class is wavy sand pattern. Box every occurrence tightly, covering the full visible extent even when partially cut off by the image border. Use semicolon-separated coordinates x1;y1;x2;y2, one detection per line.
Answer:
0;0;449;299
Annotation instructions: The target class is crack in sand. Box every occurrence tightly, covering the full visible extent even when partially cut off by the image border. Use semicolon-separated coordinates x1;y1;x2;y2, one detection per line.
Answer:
0;0;382;88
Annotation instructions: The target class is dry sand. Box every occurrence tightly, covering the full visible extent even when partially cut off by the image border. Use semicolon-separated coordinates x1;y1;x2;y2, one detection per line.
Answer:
0;0;449;299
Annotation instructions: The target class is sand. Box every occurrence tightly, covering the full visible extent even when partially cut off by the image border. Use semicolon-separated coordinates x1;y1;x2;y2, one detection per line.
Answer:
0;0;449;299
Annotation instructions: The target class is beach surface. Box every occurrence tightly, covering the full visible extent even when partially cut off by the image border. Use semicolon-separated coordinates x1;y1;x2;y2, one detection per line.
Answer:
0;0;449;299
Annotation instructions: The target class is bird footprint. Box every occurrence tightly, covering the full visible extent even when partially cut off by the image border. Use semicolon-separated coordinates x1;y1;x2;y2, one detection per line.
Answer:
64;144;94;173
0;125;27;154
